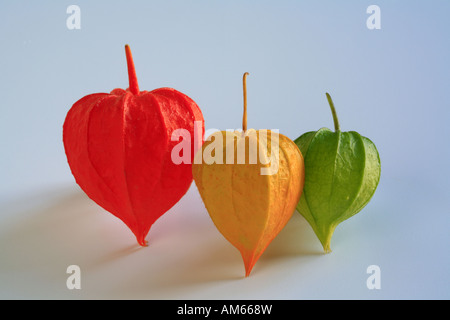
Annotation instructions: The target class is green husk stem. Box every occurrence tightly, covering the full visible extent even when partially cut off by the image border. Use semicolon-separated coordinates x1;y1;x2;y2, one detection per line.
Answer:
326;93;340;132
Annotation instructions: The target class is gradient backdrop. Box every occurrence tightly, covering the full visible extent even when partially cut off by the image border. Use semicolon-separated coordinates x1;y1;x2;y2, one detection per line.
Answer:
0;0;449;299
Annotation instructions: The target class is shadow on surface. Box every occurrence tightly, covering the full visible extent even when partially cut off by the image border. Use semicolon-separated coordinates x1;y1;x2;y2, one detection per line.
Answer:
0;185;250;298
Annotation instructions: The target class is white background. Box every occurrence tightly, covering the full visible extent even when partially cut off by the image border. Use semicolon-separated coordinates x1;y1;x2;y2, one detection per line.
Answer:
0;1;449;299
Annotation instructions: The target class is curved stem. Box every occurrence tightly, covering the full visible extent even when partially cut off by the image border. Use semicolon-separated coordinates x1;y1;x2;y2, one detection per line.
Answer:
242;72;249;132
326;92;340;132
125;44;140;95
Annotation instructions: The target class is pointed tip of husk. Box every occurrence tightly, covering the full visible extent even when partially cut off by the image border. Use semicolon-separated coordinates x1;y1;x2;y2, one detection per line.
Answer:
323;245;332;254
315;224;336;254
241;249;264;277
244;260;257;277
243;256;256;277
136;233;149;247
139;240;149;247
320;235;332;254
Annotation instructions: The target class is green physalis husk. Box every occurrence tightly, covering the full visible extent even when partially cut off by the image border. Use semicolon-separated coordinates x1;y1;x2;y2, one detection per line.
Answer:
295;93;381;253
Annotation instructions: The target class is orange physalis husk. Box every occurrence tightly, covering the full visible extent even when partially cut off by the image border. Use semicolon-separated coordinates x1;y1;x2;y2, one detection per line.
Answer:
192;73;305;276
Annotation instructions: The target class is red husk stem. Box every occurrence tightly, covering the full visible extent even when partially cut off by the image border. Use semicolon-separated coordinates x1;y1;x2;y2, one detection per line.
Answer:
125;44;140;95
